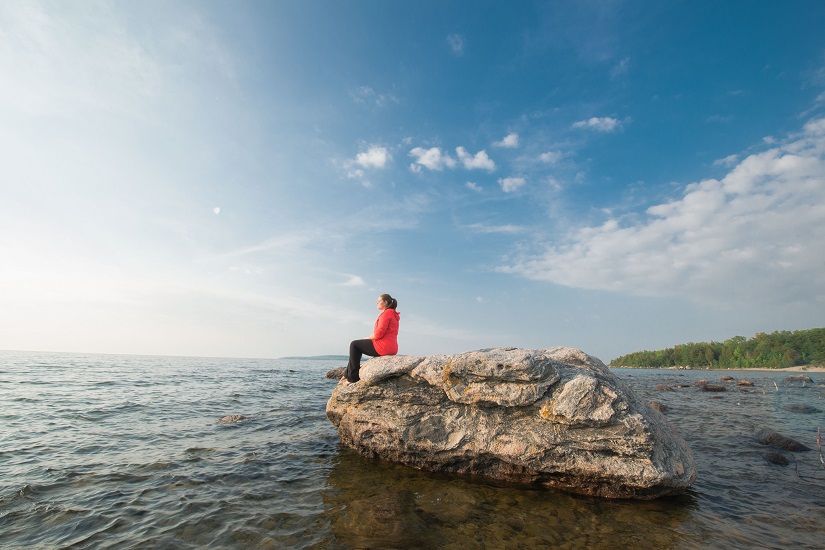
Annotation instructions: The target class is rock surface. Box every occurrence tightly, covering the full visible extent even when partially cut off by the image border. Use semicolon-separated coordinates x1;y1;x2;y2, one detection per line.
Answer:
326;347;697;499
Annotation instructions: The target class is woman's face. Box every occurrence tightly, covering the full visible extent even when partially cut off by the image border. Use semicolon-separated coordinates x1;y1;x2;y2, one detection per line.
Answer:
376;297;387;311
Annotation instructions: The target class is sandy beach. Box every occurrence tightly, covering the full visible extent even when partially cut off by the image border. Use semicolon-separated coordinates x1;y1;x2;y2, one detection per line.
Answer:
737;365;825;373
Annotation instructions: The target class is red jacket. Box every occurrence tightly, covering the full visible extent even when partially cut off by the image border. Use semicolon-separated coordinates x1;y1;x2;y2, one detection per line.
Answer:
373;308;400;356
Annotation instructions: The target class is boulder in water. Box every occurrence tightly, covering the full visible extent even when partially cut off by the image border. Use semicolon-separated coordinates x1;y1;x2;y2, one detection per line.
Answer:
755;428;811;452
325;367;346;380
785;374;813;384
760;451;790;466
326;347;697;499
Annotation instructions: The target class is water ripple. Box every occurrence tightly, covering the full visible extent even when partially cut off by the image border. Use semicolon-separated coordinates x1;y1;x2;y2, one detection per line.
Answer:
2;352;824;548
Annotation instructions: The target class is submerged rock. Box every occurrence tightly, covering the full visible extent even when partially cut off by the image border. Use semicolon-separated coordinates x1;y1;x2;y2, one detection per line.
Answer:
782;404;822;414
756;428;811;452
760;451;790;466
326;347;697;499
218;414;248;423
649;400;668;413
700;384;727;392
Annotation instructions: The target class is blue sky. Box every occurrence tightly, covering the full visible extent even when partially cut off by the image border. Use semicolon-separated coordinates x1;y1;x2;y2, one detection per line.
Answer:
2;1;824;362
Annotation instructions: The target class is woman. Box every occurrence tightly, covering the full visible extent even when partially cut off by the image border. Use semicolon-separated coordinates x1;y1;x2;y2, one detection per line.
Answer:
342;294;400;386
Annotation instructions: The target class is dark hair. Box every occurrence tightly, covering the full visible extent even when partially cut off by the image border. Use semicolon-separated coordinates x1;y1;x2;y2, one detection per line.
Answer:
380;293;398;309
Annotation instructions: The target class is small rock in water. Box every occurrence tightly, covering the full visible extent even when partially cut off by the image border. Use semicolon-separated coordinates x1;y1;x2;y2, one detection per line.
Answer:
755;428;811;452
325;367;346;380
700;384;727;392
720;375;734;382
648;401;668;413
785;374;813;383
760;451;790;466
219;414;248;423
736;380;754;387
782;404;822;414
655;384;673;391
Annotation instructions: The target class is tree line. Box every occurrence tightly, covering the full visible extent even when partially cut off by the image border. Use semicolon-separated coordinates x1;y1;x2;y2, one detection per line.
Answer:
609;328;825;369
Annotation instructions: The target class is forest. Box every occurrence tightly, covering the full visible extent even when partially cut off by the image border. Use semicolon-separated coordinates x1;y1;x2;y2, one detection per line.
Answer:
609;328;825;369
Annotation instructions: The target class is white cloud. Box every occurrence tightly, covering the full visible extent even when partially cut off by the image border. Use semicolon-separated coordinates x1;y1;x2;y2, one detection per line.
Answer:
466;223;526;234
339;274;366;286
610;56;630;79
546;177;563;191
350;86;397;107
494;133;519;148
539;150;563;164
713;154;739;168
501;118;825;307
447;33;465;56
466;181;481;192
356;146;391;169
456;147;496;171
409;147;456;171
498;176;526;192
572;117;622;132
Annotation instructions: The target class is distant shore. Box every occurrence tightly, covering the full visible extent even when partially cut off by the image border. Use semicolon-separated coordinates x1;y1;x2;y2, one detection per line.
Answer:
610;365;825;373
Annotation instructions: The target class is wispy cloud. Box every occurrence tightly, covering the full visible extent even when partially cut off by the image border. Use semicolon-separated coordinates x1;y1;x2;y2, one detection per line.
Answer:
502;118;825;306
572;116;623;132
539;150;564;164
339;274;367;286
466;181;481;192
465;223;526;234
714;154;739;168
350;86;398;107
493;133;519;148
447;33;465;56
0;2;164;116
610;56;630;79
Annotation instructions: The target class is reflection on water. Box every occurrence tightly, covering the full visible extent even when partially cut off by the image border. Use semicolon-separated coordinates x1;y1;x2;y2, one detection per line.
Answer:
322;447;695;549
1;352;824;549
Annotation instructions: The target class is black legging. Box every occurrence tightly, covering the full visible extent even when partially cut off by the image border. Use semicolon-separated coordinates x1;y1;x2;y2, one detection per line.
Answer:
345;339;378;382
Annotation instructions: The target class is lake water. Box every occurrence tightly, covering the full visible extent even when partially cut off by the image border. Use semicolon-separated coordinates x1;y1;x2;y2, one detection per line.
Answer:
1;351;824;549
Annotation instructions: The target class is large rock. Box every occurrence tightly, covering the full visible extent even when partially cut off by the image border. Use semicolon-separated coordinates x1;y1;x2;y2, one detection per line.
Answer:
326;347;697;499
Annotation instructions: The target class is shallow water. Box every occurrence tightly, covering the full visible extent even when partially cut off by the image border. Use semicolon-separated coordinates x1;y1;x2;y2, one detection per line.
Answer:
1;352;824;549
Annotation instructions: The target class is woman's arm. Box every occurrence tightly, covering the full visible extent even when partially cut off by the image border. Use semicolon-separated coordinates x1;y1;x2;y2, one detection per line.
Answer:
371;311;390;340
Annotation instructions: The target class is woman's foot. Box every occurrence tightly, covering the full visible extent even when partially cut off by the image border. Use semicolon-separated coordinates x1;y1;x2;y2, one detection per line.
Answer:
341;379;352;386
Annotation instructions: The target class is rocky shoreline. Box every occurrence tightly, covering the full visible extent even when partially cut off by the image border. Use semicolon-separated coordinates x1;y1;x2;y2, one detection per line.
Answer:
610;365;825;372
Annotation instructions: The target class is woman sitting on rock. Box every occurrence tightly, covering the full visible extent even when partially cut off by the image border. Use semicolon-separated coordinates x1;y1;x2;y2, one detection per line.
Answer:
342;294;400;386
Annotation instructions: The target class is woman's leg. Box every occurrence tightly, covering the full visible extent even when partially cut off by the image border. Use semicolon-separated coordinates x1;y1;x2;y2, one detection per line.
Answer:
345;339;378;383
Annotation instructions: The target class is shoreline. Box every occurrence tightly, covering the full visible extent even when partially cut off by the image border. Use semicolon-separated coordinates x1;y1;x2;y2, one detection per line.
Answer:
610;365;825;373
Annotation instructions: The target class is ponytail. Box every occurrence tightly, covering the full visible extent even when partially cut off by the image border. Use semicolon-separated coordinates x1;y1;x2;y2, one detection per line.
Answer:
380;293;398;310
